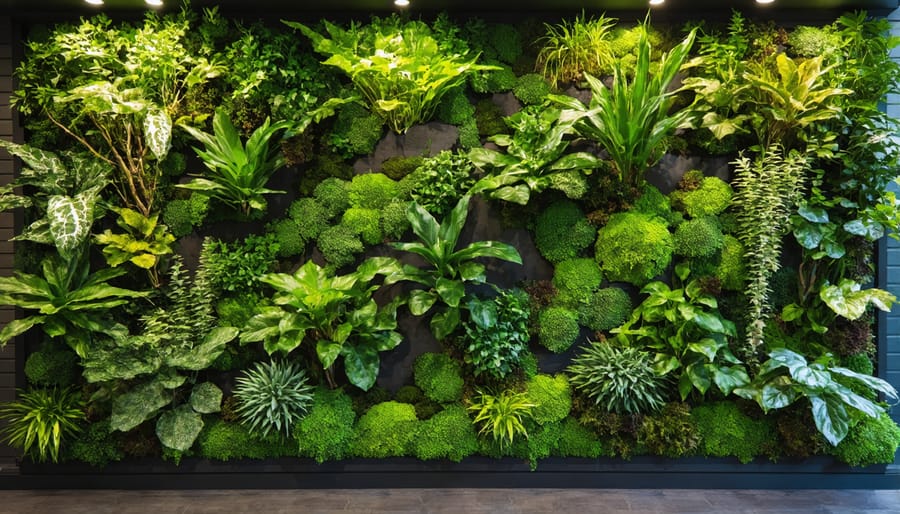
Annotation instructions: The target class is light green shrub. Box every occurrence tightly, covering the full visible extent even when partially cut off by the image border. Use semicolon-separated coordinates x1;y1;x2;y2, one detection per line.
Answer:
351;401;418;458
513;73;551;105
412;405;479;462
691;402;777;463
295;388;357;463
289;197;332;240
716;235;748;291
673;217;724;258
832;412;900;467
678;176;733;218
267;218;306;258
348;173;401;210
576;287;633;332
342;208;383;245
316;224;364;268
554;258;603;298
312;178;351;219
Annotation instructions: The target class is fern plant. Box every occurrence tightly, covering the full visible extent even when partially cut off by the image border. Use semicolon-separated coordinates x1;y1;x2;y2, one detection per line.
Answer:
731;146;810;361
0;387;84;463
234;360;315;438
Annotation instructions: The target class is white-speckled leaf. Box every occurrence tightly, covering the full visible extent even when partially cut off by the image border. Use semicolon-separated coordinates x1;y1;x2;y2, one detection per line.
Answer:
47;193;95;258
156;405;204;452
144;108;172;160
0;139;64;177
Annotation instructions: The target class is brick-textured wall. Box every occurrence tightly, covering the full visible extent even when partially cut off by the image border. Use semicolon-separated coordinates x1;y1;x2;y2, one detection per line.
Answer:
0;14;19;461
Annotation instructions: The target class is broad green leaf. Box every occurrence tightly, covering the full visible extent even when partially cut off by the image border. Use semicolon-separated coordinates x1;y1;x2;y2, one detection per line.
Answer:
190;382;223;414
408;289;438;316
144;107;172;160
760;382;799;410
688;337;724;363
435;278;465;308
317;340;343;369
47;194;95;258
342;344;379;391
809;394;849;446
820;280;896;320
431;307;460;341
713;365;750;395
797;203;829;223
156;405;204;452
110;380;171;432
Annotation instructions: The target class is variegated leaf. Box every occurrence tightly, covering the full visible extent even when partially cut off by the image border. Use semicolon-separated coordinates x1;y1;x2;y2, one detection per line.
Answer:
47;193;96;258
0;139;64;177
144;108;172;160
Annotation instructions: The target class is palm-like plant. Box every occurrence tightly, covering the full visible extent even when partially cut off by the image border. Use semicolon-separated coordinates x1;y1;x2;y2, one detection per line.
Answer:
387;195;522;340
467;389;535;450
0;388;84;463
233;360;315;438
552;26;697;190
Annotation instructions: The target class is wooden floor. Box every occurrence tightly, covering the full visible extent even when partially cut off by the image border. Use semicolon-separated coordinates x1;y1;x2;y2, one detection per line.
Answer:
0;489;897;513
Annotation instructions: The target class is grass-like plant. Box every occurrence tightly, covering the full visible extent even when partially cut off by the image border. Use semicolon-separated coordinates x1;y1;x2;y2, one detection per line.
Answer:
567;340;667;415
467;389;535;450
552;26;696;191
535;12;617;89
287;18;495;133
234;360;315;438
0;388;84;463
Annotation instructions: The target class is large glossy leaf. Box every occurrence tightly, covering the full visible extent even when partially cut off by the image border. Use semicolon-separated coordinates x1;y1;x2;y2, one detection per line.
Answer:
451;241;522;266
110;379;171;432
713;365;750;395
165;326;236;370
0;316;45;346
342;344;379;391
820;280;895;320
760;381;800;410
431;307;460;341
317;339;343;369
408;289;438;316
830;366;899;403
809;393;850;446
156;405;204;452
435;278;465;308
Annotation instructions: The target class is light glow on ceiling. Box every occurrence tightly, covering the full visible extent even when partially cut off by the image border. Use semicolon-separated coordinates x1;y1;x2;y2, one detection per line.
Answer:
649;0;664;5
756;0;776;3
85;0;104;5
394;0;410;7
146;0;164;6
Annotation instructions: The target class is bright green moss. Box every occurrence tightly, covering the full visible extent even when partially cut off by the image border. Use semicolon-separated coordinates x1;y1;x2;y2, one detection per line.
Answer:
716;235;748;291
526;374;572;425
413;353;464;404
832;413;900;467
295;388;357;463
351;401;418;458
267;218;306;258
380;200;411;241
788;25;843;58
673;217;724;259
485;65;518;93
553;258;603;298
535;201;597;264
316;224;364;269
412;405;479;462
595;212;673;286
843;353;875;376
342;208;383;246
691;402;777;464
538;306;581;353
348;173;401;210
198;419;296;461
289;197;332;241
312;178;351;219
513;73;551;105
216;292;263;328
576;287;633;332
330;103;384;157
437;87;476;126
66;420;124;467
632;184;672;221
554;417;605;458
163;200;193;238
679;177;733;218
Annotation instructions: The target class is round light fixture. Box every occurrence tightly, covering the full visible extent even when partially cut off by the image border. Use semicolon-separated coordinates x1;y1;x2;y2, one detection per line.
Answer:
649;0;665;5
85;0;104;5
756;0;775;3
394;0;410;7
146;0;164;6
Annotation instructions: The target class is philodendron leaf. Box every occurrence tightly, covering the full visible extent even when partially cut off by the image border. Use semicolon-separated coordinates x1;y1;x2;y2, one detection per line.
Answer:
156;405;204;452
165;326;237;370
47;193;95;258
189;382;223;414
110;379;171;432
820;280;896;320
144;108;172;160
342;344;379;391
809;393;850;446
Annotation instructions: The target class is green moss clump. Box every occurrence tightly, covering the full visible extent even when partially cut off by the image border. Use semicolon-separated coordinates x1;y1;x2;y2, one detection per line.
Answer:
412;405;479;462
632;184;672;221
198;419;296;461
458;118;482;149
843;353;875;376
716;235;748;291
330;103;384;157
66;420;124;467
678;177;733;218
24;346;78;387
485;66;518;93
538;306;581;353
638;403;701;458
313;178;351;219
380;200;411;241
788;25;843;58
379;156;425;181
341;208;383;246
394;385;424;405
437;87;476;126
832;413;900;467
317;224;364;269
413;353;464;404
163;194;209;238
576;287;633;332
295;388;357;463
348;173;401;210
527;374;572;425
595;212;673;286
289;197;332;240
475;98;508;137
553;258;603;298
488;24;523;65
535;201;597;264
673;217;725;259
520;350;539;379
555;417;605;458
691;402;777;464
351;401;418;458
513;73;551;105
216;293;263;328
267;218;306;258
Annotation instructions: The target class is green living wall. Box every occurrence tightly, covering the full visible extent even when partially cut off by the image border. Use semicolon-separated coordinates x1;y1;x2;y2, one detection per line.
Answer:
1;7;900;470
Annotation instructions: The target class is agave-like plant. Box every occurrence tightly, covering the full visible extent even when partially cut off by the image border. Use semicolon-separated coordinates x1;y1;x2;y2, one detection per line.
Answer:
233;360;315;439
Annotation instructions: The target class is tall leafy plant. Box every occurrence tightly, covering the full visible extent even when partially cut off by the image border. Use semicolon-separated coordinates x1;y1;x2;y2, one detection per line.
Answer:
240;258;404;391
386;196;522;340
287;17;496;133
552;26;696;190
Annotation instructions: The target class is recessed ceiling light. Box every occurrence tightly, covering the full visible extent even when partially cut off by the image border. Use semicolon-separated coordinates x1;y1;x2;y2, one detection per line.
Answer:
394;0;410;7
85;0;103;5
146;0;164;6
649;0;664;5
756;0;775;3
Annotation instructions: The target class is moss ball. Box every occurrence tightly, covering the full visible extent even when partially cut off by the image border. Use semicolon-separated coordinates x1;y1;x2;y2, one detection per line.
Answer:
411;404;479;462
413;353;464;403
294;388;357;463
832;412;900;467
526;374;572;425
595;212;673;286
679;177;733;218
716;235;748;291
351;401;418;458
538;306;581;353
674;217;724;258
316;224;363;269
577;287;633;332
312;178;351;219
380;200;411;241
553;258;603;298
348;173;401;210
267;218;306;258
513;73;551;105
342;208;383;246
288;197;331;241
535;201;597;264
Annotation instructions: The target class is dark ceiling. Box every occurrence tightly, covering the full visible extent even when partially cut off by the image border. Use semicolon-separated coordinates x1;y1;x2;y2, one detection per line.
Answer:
1;0;899;17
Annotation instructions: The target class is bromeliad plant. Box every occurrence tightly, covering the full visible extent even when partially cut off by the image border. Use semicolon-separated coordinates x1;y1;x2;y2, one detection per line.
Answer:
467;389;535;450
94;205;176;288
386;195;523;340
468;105;602;205
240;258;404;391
552;26;697;191
0;387;84;463
612;264;750;401
286;17;496;133
734;348;899;446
